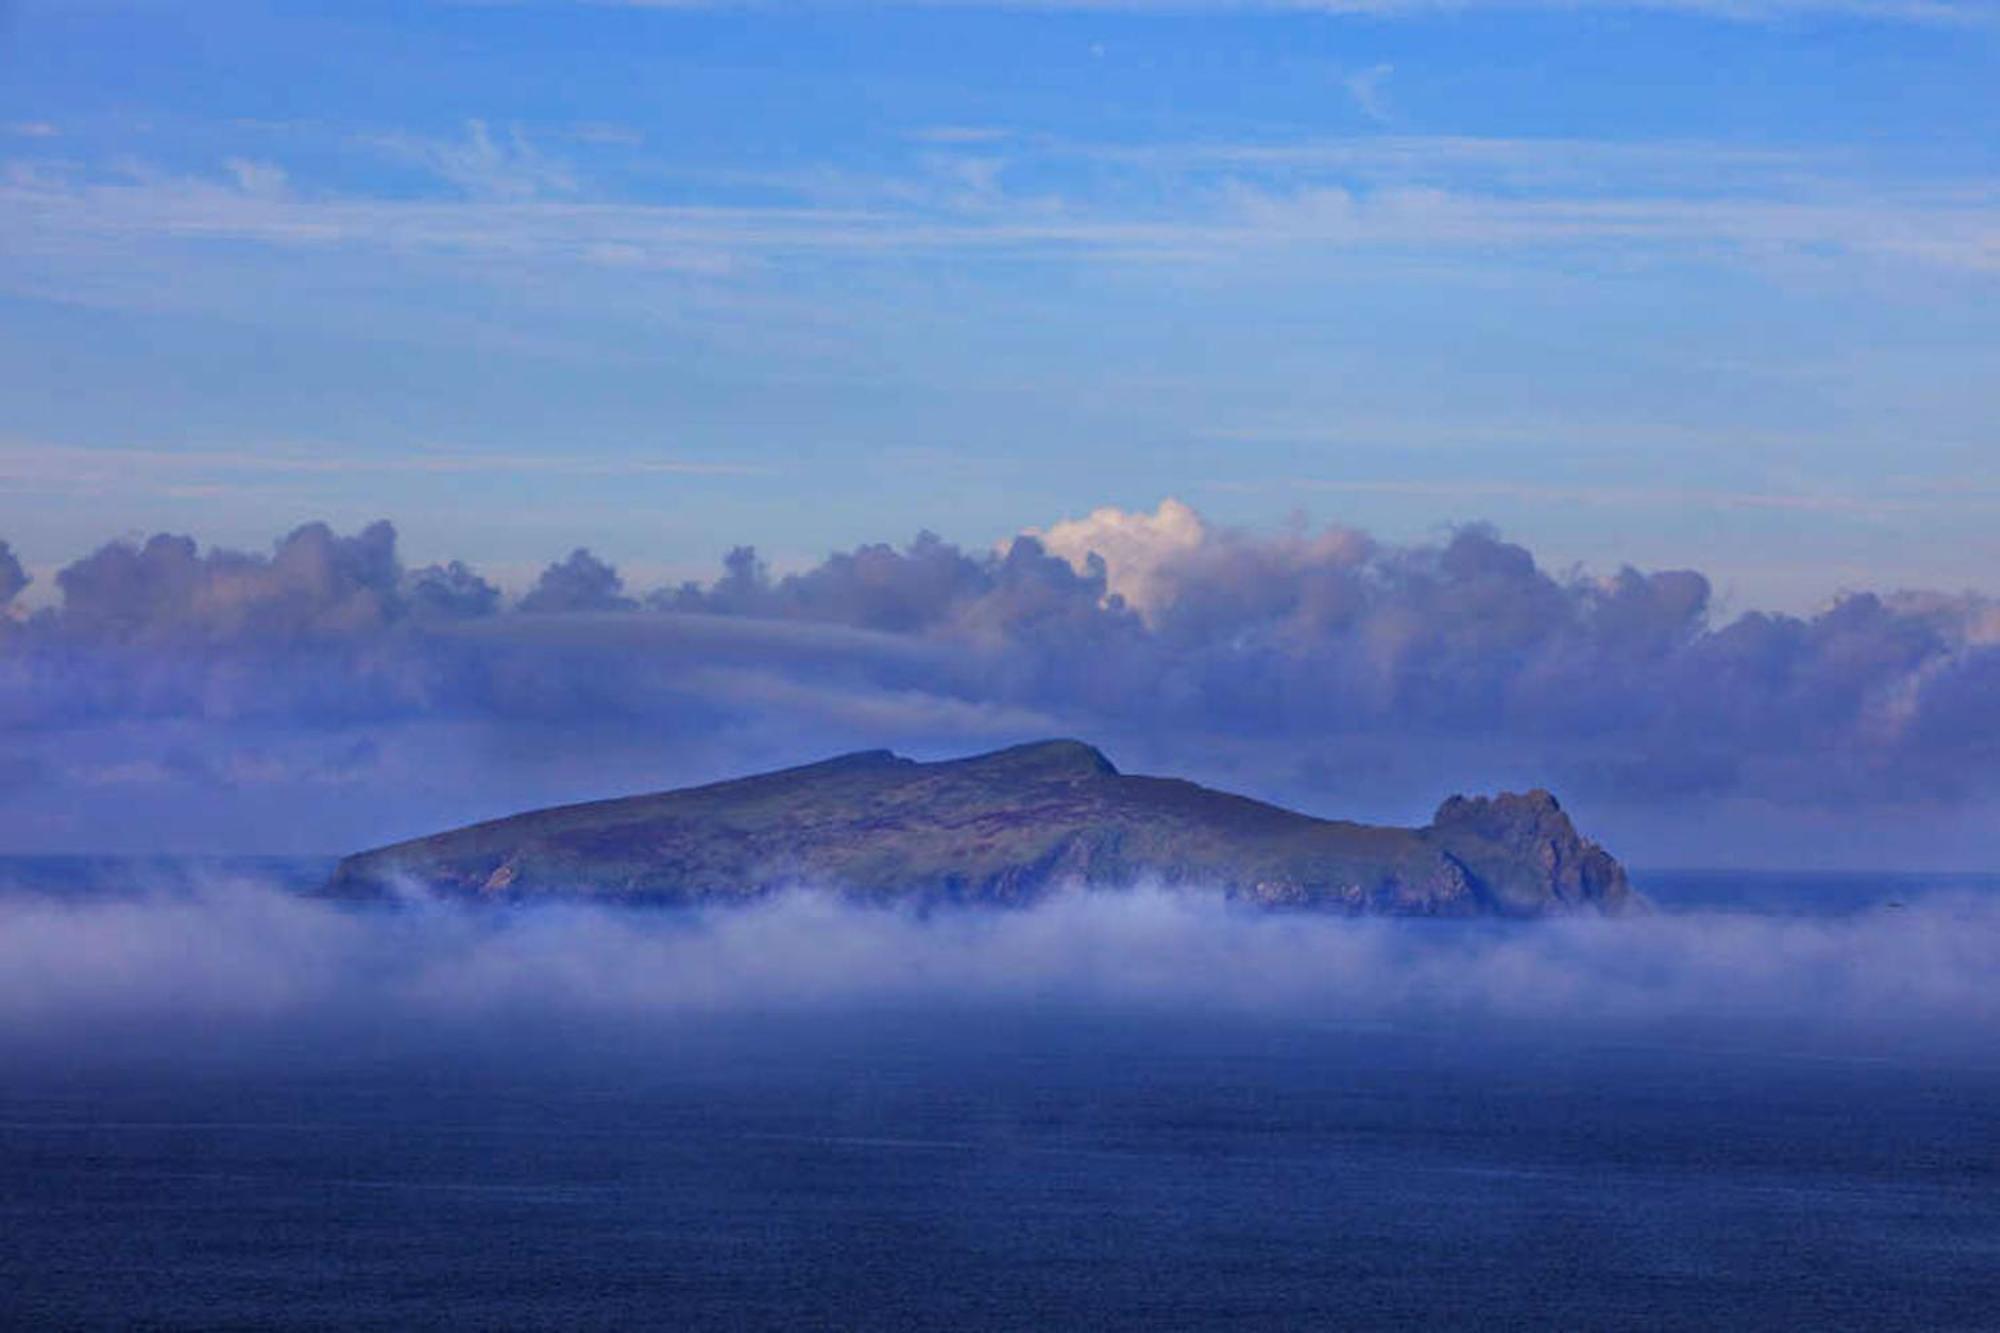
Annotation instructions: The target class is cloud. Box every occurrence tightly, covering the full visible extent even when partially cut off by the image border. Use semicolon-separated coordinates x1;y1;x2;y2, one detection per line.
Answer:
0;502;1994;858
0;441;768;498
1024;498;1208;620
407;560;503;621
371;119;579;202
1343;63;1396;123
907;126;1015;145
566;121;646;147
588;0;1988;22
0;539;26;609
6;129;2000;319
519;548;638;614
1;880;1995;1068
223;157;289;200
49;520;401;645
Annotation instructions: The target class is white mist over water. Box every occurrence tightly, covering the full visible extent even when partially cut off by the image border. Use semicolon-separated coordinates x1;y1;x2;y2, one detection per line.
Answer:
1;876;1996;1065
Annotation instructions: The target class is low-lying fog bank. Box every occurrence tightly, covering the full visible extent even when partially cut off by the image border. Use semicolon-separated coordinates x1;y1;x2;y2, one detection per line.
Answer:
2;875;1995;1070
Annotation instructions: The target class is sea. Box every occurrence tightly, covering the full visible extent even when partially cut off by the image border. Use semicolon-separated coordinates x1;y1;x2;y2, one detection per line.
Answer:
1;860;1995;1330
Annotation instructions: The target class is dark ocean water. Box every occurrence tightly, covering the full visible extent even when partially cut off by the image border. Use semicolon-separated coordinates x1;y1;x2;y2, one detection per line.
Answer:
1;861;1996;1330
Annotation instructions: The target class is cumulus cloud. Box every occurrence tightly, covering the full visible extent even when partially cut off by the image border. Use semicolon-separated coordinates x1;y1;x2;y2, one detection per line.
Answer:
0;539;26;610
1024;498;1207;620
50;520;401;644
0;505;1994;857
519;547;636;614
406;559;502;621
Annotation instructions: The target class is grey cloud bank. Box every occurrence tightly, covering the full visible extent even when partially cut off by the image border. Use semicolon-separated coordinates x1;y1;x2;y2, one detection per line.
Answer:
0;504;1995;866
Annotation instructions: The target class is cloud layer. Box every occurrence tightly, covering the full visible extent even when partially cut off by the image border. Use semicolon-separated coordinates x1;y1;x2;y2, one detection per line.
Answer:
1;879;1994;1070
0;502;1995;859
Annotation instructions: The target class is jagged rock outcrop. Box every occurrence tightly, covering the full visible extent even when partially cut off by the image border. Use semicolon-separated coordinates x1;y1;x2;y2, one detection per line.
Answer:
1427;789;1634;916
322;740;1642;917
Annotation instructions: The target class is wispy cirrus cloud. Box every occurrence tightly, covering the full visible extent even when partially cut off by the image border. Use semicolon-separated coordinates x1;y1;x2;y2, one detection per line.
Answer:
366;119;580;201
583;0;1994;26
0;441;771;496
906;126;1016;145
4;133;1996;286
1269;476;2000;520
1342;63;1397;124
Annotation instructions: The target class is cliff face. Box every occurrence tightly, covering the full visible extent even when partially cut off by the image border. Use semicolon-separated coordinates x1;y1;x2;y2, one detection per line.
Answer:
1427;790;1635;916
322;740;1642;917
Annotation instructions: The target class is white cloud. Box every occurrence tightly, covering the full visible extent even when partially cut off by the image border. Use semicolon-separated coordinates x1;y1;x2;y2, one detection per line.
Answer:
907;126;1016;145
567;121;646;146
1343;63;1396;123
590;0;1991;24
4;884;1998;1061
1024;498;1209;616
6;133;1995;283
1;127;1994;368
224;157;289;199
0;440;771;497
1272;476;2000;519
370;119;579;201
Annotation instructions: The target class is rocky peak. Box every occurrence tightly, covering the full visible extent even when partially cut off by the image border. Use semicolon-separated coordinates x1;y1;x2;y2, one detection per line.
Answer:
1431;788;1567;840
1425;788;1640;916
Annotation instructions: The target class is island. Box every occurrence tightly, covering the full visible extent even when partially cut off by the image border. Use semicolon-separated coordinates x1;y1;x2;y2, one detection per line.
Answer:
323;740;1641;917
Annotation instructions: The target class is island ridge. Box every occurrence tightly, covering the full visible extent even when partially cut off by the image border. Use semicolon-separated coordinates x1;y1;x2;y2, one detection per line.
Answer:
323;740;1640;917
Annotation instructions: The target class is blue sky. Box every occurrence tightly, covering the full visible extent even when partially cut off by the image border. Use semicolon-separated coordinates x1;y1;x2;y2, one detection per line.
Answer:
1;0;1997;609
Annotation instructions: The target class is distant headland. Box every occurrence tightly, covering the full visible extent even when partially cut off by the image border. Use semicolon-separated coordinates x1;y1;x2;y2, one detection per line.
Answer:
323;740;1640;917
